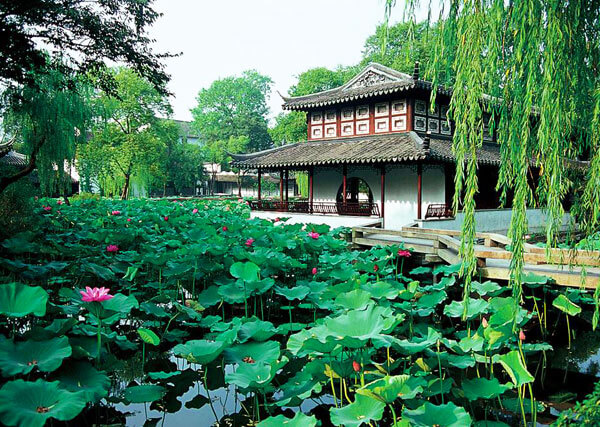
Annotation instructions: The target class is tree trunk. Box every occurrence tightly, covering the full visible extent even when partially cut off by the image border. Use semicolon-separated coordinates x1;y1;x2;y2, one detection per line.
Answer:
121;173;131;200
0;144;40;195
237;171;242;197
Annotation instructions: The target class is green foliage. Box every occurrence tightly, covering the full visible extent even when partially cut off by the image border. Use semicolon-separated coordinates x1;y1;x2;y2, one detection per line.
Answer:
0;0;170;93
192;70;273;153
1;65;91;195
0;167;38;238
554;379;600;426
269;111;307;146
288;66;356;97
77;67;173;198
362;21;439;76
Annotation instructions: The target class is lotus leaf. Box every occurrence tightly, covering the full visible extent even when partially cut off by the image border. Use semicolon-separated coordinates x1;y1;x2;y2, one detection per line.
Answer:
402;402;472;426
334;289;372;310
462;377;511;400
224;340;280;364
329;394;385;427
0;336;71;376
497;350;535;387
238;318;277;342
53;361;110;403
471;280;504;296
0;379;86;427
0;282;48;317
230;261;260;282
444;298;489;319
138;327;160;345
172;339;226;364
225;361;275;390
257;412;317;427
365;281;400;300
184;394;210;409
357;375;425;403
323;305;387;348
552;294;582;316
276;370;322;407
275;285;310;301
197;286;222;307
123;384;166;403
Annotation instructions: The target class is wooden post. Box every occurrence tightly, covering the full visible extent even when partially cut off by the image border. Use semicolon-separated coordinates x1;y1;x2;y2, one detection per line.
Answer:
285;170;289;203
279;169;284;205
380;165;385;223
309;167;314;214
257;168;262;202
342;164;347;208
417;163;423;220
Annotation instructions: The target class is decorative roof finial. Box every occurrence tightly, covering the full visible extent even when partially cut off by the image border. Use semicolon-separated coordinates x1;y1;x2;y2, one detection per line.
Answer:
423;131;431;151
413;61;420;81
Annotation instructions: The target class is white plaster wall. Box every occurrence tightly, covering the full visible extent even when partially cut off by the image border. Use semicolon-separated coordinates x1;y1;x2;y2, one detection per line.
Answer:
418;208;572;234
311;164;447;230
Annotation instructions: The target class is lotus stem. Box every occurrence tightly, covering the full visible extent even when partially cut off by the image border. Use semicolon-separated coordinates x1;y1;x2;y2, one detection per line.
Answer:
96;318;102;365
203;368;219;422
566;314;572;350
518;385;526;426
329;370;338;408
340;376;343;405
436;340;443;404
389;404;398;427
141;341;145;375
386;347;391;374
288;306;293;325
528;383;536;425
343;379;351;405
243;281;248;318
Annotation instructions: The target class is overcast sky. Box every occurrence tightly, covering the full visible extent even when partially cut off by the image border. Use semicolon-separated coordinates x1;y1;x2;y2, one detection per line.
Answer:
149;1;412;122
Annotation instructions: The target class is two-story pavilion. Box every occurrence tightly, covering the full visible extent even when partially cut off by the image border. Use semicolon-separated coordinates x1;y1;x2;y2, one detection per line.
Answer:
231;62;506;230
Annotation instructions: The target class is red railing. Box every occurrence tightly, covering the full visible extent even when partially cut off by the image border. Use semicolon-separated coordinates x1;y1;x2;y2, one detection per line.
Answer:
425;203;454;219
248;200;380;217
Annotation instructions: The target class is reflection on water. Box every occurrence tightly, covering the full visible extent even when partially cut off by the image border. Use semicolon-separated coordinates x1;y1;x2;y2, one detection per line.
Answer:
550;329;600;378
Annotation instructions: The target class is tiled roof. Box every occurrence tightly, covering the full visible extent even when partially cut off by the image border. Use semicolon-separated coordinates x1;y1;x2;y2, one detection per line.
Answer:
281;63;450;111
231;132;503;169
0;151;27;167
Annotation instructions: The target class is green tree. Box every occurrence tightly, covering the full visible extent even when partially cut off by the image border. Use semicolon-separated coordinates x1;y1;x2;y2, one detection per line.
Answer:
288;66;357;97
78;68;172;199
0;66;90;195
0;0;171;93
269;111;307;146
191;71;273;153
203;136;249;195
167;141;206;195
361;21;438;76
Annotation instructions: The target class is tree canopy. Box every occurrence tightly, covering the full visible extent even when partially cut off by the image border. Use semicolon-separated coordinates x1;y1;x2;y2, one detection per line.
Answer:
78;68;173;199
0;0;171;94
191;70;273;153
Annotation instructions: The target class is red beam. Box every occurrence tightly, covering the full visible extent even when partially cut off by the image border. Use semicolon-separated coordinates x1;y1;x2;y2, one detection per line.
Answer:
380;165;385;220
285;170;289;202
417;163;423;219
279;169;284;203
257;168;262;201
342;164;347;206
309;168;314;214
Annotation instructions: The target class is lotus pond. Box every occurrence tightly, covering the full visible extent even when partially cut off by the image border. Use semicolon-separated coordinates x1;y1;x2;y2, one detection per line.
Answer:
0;198;599;426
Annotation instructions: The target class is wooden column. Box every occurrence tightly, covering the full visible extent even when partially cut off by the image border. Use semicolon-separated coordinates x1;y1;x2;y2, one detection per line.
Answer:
380;165;385;222
342;164;347;207
309;167;314;214
417;163;423;220
279;169;284;204
285;170;289;202
257;168;262;202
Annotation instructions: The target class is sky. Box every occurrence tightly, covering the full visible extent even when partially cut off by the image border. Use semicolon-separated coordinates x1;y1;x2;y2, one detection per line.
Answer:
148;0;410;122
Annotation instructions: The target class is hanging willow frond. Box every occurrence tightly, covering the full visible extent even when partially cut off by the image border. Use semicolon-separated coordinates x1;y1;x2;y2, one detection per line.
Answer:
387;0;600;322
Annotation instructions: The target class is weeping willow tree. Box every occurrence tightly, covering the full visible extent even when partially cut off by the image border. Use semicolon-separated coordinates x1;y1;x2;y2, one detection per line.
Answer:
0;66;90;195
387;1;600;320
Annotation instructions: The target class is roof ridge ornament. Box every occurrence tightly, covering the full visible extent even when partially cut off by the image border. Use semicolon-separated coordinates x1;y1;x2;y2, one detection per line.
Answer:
413;61;420;81
345;69;395;90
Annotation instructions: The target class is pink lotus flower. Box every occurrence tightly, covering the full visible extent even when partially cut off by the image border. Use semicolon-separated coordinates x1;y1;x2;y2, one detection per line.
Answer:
80;286;114;302
111;210;121;216
57;200;64;205
192;208;198;214
519;330;526;341
222;226;228;232
164;216;169;221
238;199;244;203
106;244;119;253
312;267;317;275
482;317;488;328
245;238;254;247
352;360;360;372
308;231;320;239
43;206;52;212
274;217;280;222
373;264;379;272
127;218;132;222
398;249;411;258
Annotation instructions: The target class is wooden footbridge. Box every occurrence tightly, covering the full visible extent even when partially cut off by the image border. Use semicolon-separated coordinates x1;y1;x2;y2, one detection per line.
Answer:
352;225;600;289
